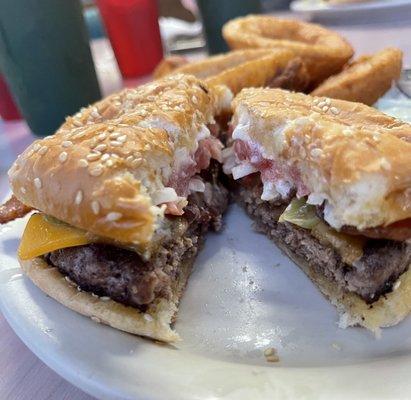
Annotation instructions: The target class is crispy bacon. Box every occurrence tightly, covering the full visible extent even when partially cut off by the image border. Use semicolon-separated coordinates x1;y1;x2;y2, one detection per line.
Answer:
342;219;411;242
0;196;33;224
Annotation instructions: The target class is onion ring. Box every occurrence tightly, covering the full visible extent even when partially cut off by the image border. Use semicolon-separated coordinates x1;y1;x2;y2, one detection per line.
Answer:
155;49;310;94
222;15;354;88
153;55;189;79
311;47;403;105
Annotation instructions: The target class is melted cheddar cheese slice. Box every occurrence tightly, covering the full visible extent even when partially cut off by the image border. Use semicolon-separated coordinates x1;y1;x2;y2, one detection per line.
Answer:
18;213;92;260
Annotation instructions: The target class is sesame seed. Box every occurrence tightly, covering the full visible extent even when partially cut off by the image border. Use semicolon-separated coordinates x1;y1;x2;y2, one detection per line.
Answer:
312;106;322;113
100;296;110;301
62;140;73;148
313;98;320;105
107;126;115;132
109;132;120;139
91;316;101;323
318;101;326;108
75;190;83;205
87;152;101;161
94;144;107;152
101;153;110;161
73;119;82;127
59;151;68;163
77;285;82;292
97;133;107;141
322;106;329;112
90;108;100;118
65;276;74;284
32;143;41;151
21;187;26;194
106;211;122;221
324;98;331;106
126;155;133;163
132;158;142;167
111;153;119;159
38;146;48;155
144;144;151;151
330;107;339;115
106;160;114;167
89;165;103;176
192;96;198;104
78;159;88;168
143;313;153;322
91;200;100;215
117;135;127;143
310;148;323;158
393;280;401;290
34;178;42;189
111;140;122;147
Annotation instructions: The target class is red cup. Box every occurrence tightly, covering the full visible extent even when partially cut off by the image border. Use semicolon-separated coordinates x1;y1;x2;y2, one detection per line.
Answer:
97;0;163;78
0;74;21;120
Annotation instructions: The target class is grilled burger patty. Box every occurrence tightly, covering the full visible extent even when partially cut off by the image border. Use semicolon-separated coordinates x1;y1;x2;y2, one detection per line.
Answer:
46;168;229;311
239;184;411;304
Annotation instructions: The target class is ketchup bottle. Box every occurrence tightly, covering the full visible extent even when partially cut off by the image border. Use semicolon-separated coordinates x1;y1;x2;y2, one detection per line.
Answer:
97;0;163;78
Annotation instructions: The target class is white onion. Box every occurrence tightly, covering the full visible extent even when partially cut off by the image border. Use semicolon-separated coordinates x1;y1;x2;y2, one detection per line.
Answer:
189;178;205;193
232;123;251;141
197;124;211;141
232;163;258;180
261;182;279;201
152;187;179;205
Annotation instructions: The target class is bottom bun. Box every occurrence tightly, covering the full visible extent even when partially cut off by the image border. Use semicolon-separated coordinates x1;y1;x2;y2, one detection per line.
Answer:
274;238;411;335
19;254;195;343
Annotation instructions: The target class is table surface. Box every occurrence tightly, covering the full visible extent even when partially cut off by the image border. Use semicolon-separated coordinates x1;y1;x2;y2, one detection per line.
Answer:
1;11;411;400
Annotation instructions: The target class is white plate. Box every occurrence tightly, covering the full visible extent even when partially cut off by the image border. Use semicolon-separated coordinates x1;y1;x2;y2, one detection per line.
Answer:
1;96;411;399
290;0;411;18
2;203;411;400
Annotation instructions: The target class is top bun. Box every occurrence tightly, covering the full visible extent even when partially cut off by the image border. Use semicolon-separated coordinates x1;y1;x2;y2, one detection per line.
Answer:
230;88;411;230
8;75;232;249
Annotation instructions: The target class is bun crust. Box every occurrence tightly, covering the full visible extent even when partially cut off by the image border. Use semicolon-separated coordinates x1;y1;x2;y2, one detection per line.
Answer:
158;49;309;94
222;15;354;86
312;47;403;105
231;88;411;229
8;75;232;248
19;255;198;342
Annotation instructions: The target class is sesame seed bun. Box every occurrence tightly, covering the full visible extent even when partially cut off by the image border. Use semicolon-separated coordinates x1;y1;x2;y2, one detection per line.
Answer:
222;15;354;88
312;47;403;105
230;88;411;230
8;75;232;249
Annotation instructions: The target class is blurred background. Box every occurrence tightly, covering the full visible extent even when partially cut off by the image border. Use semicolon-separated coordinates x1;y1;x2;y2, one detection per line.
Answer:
0;0;411;175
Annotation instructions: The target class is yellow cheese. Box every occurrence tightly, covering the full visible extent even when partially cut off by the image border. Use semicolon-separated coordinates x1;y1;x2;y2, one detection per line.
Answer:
18;213;92;260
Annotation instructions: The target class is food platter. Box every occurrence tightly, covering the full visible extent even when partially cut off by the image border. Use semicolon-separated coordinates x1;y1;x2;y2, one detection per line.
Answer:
2;105;411;400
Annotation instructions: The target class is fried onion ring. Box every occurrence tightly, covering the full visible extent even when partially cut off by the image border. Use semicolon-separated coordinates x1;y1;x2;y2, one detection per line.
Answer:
153;55;189;79
155;49;310;94
222;15;354;88
311;47;403;105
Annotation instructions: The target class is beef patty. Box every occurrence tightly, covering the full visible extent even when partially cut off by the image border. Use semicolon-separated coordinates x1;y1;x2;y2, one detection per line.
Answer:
239;184;411;303
46;166;229;311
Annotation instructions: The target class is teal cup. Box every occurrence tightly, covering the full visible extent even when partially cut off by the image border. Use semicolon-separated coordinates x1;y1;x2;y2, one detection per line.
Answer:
196;0;262;55
0;0;101;136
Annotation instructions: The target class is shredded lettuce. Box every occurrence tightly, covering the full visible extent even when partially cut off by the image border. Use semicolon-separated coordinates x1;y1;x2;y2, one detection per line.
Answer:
279;197;320;229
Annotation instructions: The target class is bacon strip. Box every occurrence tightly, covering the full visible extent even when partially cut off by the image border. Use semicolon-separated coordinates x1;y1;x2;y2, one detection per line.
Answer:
0;196;33;224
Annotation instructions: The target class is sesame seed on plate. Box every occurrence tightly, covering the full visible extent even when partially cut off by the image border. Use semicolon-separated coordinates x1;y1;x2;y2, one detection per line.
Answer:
106;211;122;221
91;200;100;215
34;178;42;189
59;152;68;163
75;190;83;205
89;165;103;176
